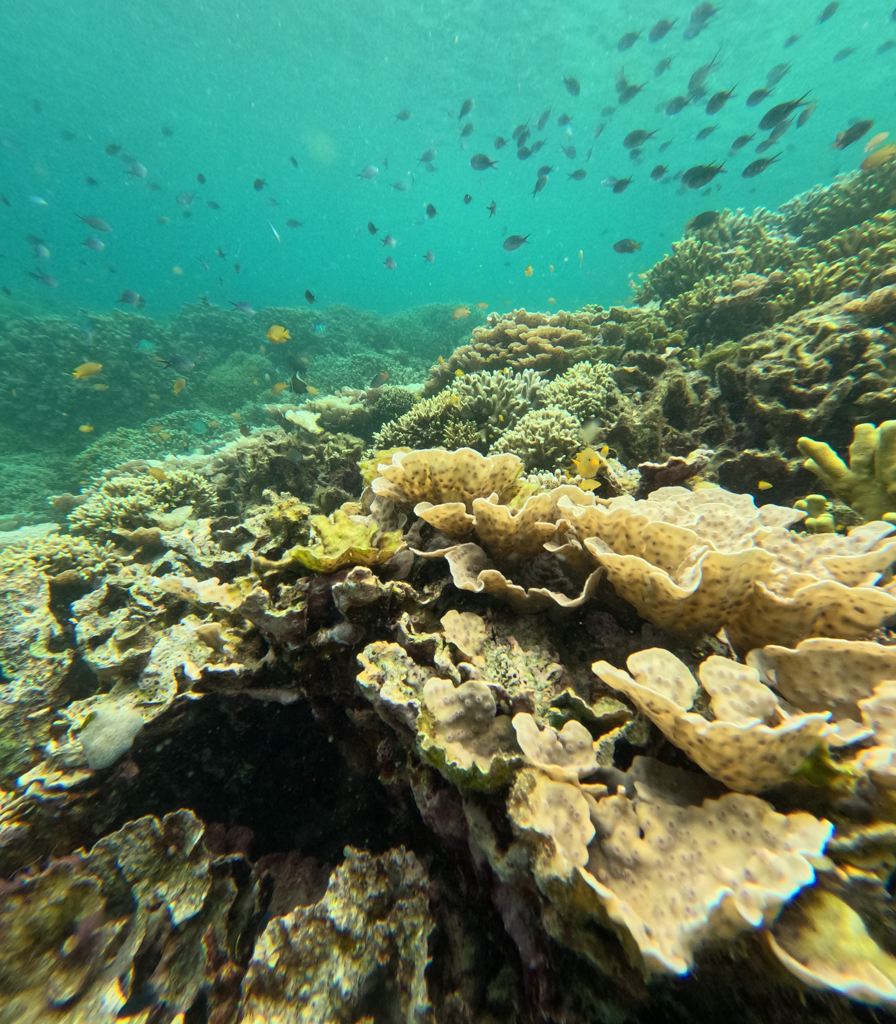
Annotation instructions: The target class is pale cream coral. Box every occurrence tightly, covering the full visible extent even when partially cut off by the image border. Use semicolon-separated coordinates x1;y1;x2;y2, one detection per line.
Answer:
512;713;600;782
372;447;522;509
593;649;832;793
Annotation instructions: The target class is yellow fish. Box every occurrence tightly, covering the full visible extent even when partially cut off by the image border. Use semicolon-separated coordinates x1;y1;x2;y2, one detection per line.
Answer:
149;393;161;400
159;431;171;440
306;385;319;395
78;424;94;433
207;420;219;428
524;264;533;277
270;381;289;394
451;306;470;319
72;361;102;378
266;324;291;343
570;446;604;480
757;480;773;490
91;383;109;390
172;265;183;275
147;467;167;482
549;264;554;274
861;144;896;170
232;412;242;420
548;297;556;304
149;425;164;433
173;378;186;395
865;131;890;153
438;355;448;369
476;302;489;309
455;369;465;377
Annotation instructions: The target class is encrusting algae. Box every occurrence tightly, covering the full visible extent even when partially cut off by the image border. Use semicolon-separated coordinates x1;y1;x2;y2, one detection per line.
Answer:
5;160;896;1024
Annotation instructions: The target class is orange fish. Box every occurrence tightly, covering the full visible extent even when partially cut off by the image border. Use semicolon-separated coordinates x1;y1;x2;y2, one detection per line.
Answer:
72;361;102;378
862;144;896;170
476;302;488;309
266;324;290;343
865;131;890;153
524;265;533;277
451;306;470;319
78;424;94;433
270;381;289;394
173;378;186;395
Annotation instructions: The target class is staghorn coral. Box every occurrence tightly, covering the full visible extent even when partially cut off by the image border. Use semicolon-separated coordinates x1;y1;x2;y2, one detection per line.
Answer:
68;467;219;539
799;421;896;523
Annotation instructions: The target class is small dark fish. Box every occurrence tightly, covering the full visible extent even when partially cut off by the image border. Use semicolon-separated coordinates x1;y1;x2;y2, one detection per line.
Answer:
784;34;801;47
84;177;98;186
253;178;266;191
797;100;817;127
197;173;206;184
368;222;378;235
558;113;572;126
877;40;896;53
755;139;776;154
747;88;772;106
768;118;792;143
655;57;673;75
651;164;667;179
665;95;691;115
682;162;725;188
696;125;717;140
384;256;397;269
83;237;104;251
833;47;855;61
624;129;656;148
28;271;57;287
689;52;720;94
426;203;437;218
759;93;809;130
286;218;302;228
459;98;474;119
832;119;874;149
531;175;549;197
460;122;474;137
105;143;121;156
568;169;587;180
743;155;780;177
494;137;507;149
731;133;755;151
464;194;472;204
230;301;256;314
382;234;397;247
305;289;315;303
530;139;545;154
613;238;642;253
537;109;552;130
423;250;435;262
613;176;633;193
207;200;221;209
396;109;411;120
161;126;174;136
512;123;529;140
682;20;706;39
516;129;530;148
503;234;530;251
766;63;791;87
687;210;720;231
690;2;718;23
60;129;76;140
659;139;672;151
818;2;838;23
418;149;437;163
517;146;531;160
487;201;496;216
470;154;497;170
77;215;112;232
369;371;390;388
128;161;147;178
618;31;641;50
619;83;644;104
600;107;615;119
649;19;677;41
176;192;195;205
564;76;581;95
537;164;553;177
147;182;161;191
291;372;312;395
162;352;195;373
234;262;241;274
392;181;407;190
118;289;142;305
706;87;736;114
561;144;577;158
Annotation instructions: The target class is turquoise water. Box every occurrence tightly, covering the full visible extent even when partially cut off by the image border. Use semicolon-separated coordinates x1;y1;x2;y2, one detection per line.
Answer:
1;0;894;317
